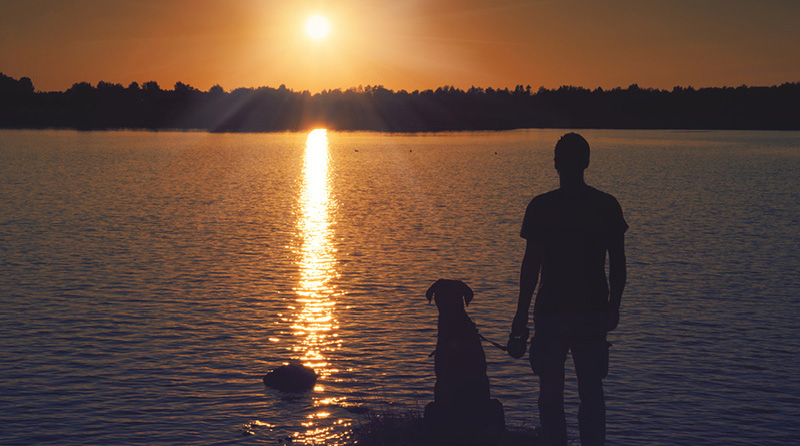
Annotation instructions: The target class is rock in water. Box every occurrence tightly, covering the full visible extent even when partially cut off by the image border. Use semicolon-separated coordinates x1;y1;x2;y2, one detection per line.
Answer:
263;363;318;393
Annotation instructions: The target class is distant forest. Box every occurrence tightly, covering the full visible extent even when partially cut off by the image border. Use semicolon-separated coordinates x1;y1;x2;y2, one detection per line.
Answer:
2;72;798;132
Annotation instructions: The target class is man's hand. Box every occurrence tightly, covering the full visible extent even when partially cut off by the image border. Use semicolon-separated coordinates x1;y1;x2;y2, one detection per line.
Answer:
508;312;530;359
605;307;620;332
511;311;529;337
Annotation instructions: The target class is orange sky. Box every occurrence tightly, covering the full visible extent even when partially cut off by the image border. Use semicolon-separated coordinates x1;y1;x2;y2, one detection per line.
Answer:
1;0;798;93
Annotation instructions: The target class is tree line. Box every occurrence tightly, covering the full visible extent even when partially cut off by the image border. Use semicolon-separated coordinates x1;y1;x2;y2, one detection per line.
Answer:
2;72;798;132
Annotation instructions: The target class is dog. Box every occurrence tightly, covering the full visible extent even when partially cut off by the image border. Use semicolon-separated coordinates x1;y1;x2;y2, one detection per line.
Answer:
423;279;504;442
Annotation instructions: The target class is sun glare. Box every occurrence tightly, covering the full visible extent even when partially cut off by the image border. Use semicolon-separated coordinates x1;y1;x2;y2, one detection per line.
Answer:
305;16;331;40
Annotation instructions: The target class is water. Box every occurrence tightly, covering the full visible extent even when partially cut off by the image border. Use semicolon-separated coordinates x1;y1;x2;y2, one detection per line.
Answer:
1;129;798;445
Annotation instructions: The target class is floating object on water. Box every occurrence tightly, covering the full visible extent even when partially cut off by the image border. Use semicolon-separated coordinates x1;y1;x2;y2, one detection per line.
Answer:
263;362;318;393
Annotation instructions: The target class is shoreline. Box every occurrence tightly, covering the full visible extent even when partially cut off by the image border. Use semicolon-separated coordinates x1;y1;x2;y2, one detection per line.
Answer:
3;126;800;135
350;409;542;446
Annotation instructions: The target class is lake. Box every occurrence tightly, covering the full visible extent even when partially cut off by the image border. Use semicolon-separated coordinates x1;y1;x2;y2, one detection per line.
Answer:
1;128;798;445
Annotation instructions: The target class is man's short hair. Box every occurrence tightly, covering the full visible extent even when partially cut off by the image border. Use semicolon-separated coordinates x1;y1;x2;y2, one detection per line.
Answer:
554;133;590;171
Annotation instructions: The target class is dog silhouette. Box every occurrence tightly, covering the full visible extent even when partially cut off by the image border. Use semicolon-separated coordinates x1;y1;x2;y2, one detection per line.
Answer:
424;279;504;443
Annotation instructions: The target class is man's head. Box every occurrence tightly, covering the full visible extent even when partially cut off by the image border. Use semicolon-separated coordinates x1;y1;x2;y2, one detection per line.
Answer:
554;133;590;172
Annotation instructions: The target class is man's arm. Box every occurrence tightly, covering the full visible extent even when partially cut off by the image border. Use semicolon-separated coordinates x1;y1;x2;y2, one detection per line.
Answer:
606;233;626;331
512;239;543;336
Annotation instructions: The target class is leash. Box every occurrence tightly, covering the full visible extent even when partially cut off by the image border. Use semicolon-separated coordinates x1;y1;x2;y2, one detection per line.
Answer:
428;333;508;358
479;333;509;352
428;322;511;357
429;334;507;357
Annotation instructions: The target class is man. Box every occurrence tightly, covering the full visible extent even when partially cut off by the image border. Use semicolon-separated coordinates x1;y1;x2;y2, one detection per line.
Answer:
510;133;627;446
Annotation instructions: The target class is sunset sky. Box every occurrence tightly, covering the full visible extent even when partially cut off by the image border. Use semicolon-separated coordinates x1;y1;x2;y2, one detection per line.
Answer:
1;0;798;93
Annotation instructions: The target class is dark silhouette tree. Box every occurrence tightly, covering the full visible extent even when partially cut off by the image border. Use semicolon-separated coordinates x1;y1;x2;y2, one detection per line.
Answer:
1;72;798;132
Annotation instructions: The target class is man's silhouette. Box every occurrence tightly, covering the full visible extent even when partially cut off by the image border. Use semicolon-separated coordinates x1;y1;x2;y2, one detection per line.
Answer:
511;133;627;446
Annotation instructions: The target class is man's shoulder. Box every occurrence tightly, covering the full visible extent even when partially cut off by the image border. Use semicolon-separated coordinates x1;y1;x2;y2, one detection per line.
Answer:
586;186;628;232
529;186;620;205
521;190;559;240
586;186;623;207
529;189;561;206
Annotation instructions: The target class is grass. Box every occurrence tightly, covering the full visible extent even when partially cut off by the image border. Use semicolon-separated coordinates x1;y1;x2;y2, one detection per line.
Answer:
349;409;540;446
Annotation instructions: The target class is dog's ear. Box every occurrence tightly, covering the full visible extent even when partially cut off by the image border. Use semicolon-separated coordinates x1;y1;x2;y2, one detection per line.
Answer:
459;281;474;306
426;280;441;304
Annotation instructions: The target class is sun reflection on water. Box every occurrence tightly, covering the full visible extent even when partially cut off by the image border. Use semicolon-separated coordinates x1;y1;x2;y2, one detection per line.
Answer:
290;129;349;444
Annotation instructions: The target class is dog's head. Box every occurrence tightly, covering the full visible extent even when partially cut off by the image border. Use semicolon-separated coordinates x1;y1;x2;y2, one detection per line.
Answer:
426;279;474;312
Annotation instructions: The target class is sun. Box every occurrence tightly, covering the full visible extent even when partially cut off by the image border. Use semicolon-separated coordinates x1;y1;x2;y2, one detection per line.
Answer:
305;16;331;40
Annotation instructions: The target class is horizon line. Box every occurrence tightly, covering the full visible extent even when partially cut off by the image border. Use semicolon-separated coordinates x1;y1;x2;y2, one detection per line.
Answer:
4;72;798;96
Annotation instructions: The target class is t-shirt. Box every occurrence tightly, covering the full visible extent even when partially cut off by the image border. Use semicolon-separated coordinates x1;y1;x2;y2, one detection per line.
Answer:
521;185;628;315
